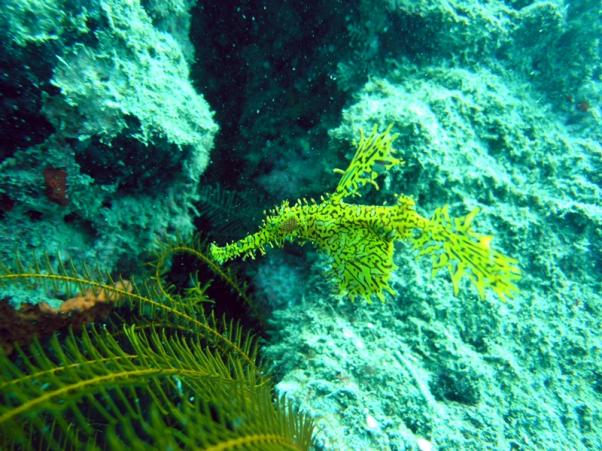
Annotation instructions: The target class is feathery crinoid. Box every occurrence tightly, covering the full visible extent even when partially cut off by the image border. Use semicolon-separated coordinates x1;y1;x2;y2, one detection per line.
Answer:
0;245;313;450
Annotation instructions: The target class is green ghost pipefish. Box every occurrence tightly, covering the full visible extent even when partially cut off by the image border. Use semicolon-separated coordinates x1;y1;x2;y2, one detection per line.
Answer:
210;125;520;302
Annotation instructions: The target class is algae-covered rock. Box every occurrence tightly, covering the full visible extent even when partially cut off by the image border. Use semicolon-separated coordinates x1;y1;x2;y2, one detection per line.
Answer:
0;0;217;306
264;62;601;450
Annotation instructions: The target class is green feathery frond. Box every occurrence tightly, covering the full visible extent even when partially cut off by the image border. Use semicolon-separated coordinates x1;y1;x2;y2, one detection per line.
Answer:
152;236;257;316
0;256;259;367
0;246;313;450
0;325;308;450
107;387;313;450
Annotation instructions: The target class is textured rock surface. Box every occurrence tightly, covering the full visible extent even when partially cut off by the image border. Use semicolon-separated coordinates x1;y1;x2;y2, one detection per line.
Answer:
1;0;600;448
0;0;217;305
251;2;600;449
264;64;600;448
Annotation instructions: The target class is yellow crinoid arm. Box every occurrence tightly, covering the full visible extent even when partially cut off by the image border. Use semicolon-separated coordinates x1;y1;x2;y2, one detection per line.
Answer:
332;124;404;200
412;206;521;301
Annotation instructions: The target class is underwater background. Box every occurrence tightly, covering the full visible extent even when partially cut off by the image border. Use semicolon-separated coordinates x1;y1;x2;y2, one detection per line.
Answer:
0;0;600;449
